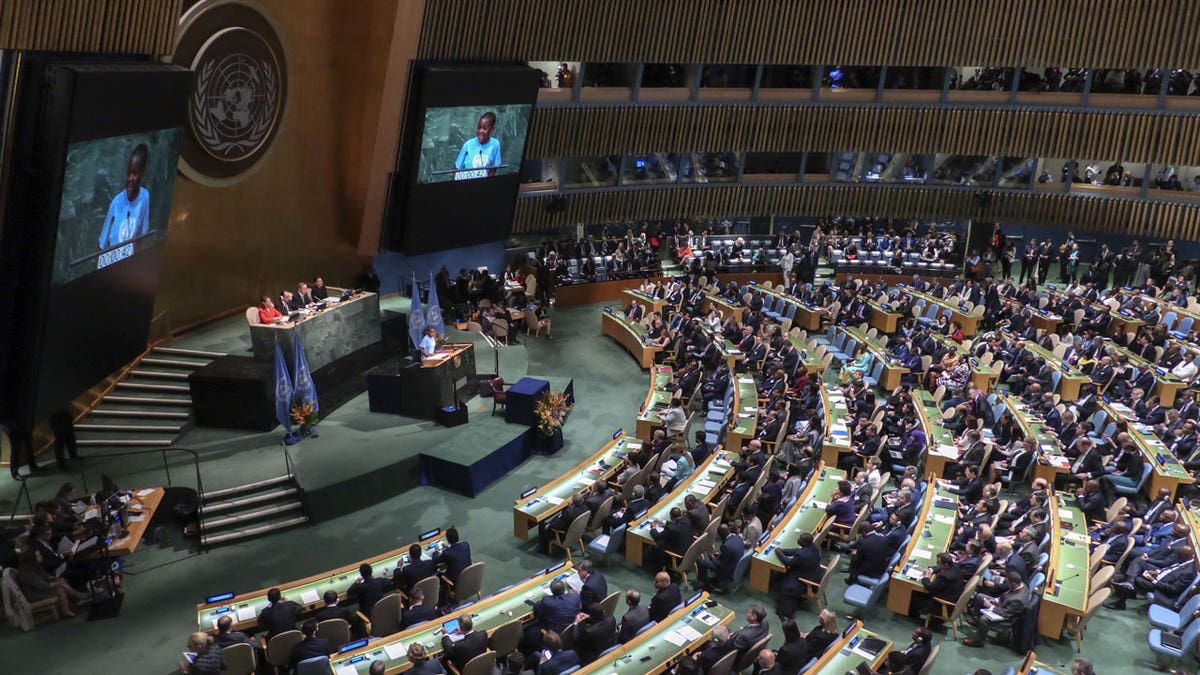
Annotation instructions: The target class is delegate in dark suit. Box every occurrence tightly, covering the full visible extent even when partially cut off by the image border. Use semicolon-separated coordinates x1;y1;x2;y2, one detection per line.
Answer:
573;612;617;663
617;604;650;643
435;538;472;585
399;602;438;629
289;635;334;668
257;593;302;639
648;578;682;623
441;629;488;672
774;537;821;618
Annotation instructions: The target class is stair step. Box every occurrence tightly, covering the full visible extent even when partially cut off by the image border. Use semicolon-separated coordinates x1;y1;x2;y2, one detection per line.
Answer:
201;500;304;531
154;346;226;359
130;369;191;380
77;438;173;447
201;474;294;500
76;422;184;433
201;486;300;514
201;514;308;547
116;381;191;393
104;395;192;406
90;408;190;420
140;357;210;369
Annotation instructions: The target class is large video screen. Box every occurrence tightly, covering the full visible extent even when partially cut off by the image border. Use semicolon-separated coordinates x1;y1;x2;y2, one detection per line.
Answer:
382;63;540;255
52;128;183;286
416;104;532;183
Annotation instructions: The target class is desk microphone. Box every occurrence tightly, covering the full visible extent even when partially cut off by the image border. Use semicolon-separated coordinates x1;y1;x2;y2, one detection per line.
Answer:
1054;571;1082;594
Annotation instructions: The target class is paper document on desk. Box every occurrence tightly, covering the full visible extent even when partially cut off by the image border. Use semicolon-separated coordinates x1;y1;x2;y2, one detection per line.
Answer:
933;445;959;458
299;589;320;605
932;514;955;525
129;514;146;523
662;630;688;646
1058;508;1073;520
383;642;407;660
903;566;924;580
678;624;703;641
546;496;564;506
910;548;933;560
83;509;100;521
136;488;155;497
236;606;257;622
695;479;716;490
334;666;358;675
695;611;719;626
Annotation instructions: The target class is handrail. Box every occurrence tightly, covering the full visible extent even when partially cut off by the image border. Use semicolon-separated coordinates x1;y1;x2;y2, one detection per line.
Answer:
72;446;205;539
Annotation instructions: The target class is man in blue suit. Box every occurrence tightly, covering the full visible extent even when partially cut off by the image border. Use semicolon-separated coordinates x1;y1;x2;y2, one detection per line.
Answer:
435;527;472;586
576;559;607;608
537;630;580;675
524;580;581;654
774;532;822;619
697;524;745;592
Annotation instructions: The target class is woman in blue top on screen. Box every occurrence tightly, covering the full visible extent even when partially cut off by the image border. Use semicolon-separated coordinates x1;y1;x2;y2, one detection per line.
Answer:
453;111;501;179
98;143;150;250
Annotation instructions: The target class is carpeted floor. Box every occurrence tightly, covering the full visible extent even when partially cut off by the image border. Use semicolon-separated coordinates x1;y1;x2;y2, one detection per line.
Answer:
0;298;1168;674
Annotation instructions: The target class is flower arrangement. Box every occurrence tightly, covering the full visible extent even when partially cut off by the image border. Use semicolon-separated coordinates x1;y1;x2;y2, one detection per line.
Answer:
534;390;573;436
290;401;318;433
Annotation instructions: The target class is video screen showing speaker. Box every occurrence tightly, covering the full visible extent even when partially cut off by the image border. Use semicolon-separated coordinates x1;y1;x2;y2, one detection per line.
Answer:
23;64;191;424
416;104;532;183
383;63;540;255
51;128;183;286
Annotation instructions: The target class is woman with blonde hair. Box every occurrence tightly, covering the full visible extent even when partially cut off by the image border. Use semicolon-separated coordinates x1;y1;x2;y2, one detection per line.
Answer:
180;632;223;674
407;641;446;674
796;608;840;662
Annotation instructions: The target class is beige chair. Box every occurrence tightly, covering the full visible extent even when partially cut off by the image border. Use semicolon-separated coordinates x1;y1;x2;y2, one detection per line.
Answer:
1104;497;1128;523
666;532;713;589
466;320;484;333
266;630;304;671
1090;565;1115;591
411;575;441;609
244;307;261;326
707;650;738;675
317;617;351;648
731;634;772;673
549;512;590;560
1064;587;1111;652
1;568;58;630
488;619;522;659
925;574;981;639
1106;537;1137;571
600;590;621;617
221;643;256;675
811;518;836;549
1088;545;1110;576
447;561;486;604
799;553;840;611
458;650;497;675
370;593;403;636
586;496;615;535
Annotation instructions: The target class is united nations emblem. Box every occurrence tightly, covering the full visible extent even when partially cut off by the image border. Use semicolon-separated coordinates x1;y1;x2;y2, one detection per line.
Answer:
172;1;287;186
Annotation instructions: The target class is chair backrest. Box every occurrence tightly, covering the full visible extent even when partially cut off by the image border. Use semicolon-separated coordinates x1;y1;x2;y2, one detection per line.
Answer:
295;655;332;675
561;511;590;551
245;307;261;326
455;561;486;600
317;618;350;649
707;649;738;675
488;618;522;658
221;643;257;675
1;568;34;631
1090;565;1115;590
413;575;441;609
1028;572;1046;594
1088;545;1109;573
461;650;498;675
710;494;730;523
588;496;616;533
600;590;621;618
370;593;403;636
1081;587;1111;629
680;532;714;572
266;630;304;668
1180;610;1200;655
916;645;940;675
950;575;982;623
732;634;773;672
817;554;841;601
635;619;657;636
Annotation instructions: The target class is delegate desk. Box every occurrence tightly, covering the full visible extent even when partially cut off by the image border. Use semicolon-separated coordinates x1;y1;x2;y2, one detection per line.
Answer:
577;592;734;674
1038;494;1090;639
756;286;826;331
250;292;382;371
636;366;674;440
81;488;164;558
331;563;574;674
196;529;448;632
867;300;903;334
806;621;893;675
1108;342;1187;407
841;326;908;390
623;289;668;316
601;309;657;369
1022;341;1088;402
698;325;745;373
703;293;745;324
818;384;853;467
512;433;640;539
1102;400;1192;499
749;464;844;592
928;333;999;392
626;451;733;566
1000;392;1070;486
896;285;979;336
887;486;959;614
788;334;826;376
725;375;759;451
914;390;960;480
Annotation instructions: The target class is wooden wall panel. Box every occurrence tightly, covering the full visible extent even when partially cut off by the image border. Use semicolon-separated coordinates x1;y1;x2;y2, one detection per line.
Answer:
0;0;180;55
526;105;1200;166
418;0;1200;70
512;185;1200;242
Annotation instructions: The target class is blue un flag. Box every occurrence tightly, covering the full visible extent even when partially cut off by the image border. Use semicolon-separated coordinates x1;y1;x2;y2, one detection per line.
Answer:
273;341;294;431
293;332;319;413
426;272;445;337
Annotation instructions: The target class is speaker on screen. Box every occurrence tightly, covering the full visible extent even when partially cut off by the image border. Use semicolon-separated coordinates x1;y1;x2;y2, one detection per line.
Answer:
381;63;540;255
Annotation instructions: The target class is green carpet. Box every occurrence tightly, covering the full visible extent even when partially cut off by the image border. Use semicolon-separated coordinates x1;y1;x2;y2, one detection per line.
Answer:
0;299;1167;674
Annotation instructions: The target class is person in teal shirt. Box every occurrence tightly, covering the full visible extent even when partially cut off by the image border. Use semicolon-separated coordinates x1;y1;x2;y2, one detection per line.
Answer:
453;111;501;179
98;143;150;250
